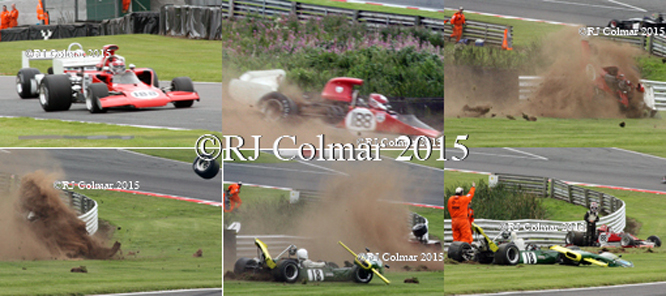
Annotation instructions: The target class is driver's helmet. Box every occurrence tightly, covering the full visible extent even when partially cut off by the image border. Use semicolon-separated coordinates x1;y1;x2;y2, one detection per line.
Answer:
110;59;126;75
598;224;608;232
368;93;389;110
296;248;308;261
590;201;599;212
454;187;463;195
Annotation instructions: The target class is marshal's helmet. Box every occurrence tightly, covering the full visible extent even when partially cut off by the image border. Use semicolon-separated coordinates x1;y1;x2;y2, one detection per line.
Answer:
455;187;464;195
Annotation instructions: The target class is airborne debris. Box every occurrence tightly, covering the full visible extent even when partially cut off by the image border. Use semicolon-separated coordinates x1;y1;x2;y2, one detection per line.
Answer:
619;121;626;128
507;115;516;120
462;104;491;117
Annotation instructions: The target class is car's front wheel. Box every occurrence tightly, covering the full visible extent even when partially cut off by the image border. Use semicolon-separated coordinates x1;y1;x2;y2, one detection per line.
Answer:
39;75;72;112
86;83;109;113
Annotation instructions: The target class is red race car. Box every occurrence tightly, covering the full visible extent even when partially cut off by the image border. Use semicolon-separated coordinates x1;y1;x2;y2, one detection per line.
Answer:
566;224;661;248
16;43;199;113
228;70;441;138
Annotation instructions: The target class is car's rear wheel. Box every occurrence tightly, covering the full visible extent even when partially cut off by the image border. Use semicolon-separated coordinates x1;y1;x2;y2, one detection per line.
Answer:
352;265;373;284
86;83;108;113
16;68;41;98
192;156;220;179
39;74;72;112
447;241;474;262
234;257;258;275
647;235;661;247
273;260;299;283
494;243;520;265
258;92;298;122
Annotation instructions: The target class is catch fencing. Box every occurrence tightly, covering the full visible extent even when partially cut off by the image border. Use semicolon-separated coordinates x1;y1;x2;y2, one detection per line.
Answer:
444;173;626;249
221;0;444;34
518;75;666;111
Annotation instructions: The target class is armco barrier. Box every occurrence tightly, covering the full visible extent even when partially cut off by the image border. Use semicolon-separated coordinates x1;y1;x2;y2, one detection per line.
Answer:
598;34;666;58
518;75;666;111
222;0;444;34
444;173;626;250
444;20;512;47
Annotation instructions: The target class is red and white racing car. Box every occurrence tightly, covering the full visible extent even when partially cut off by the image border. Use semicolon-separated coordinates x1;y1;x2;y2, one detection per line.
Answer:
228;69;441;138
566;224;662;248
16;43;199;113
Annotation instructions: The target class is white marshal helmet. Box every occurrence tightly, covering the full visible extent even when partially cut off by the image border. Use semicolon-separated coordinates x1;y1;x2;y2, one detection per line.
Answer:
455;187;464;195
296;248;309;261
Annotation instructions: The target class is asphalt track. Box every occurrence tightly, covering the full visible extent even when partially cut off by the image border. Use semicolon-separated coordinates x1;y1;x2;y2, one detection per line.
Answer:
446;0;664;26
0;76;221;131
465;281;666;296
224;156;445;206
374;0;443;10
0;149;222;202
445;147;666;192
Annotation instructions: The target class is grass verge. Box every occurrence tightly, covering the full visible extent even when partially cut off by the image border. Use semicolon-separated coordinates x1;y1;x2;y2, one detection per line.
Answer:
444;116;666;158
296;0;444;19
0;190;221;296
225;270;443;295
0;34;221;82
0;117;219;147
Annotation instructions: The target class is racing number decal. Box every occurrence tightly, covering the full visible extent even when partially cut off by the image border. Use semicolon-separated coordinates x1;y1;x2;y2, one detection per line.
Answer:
307;269;324;282
344;108;376;132
599;233;608;245
521;252;537;264
131;90;159;99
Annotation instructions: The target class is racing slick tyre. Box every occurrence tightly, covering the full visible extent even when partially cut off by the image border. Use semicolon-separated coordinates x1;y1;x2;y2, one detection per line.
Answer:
86;83;109;113
273;260;300;283
324;105;347;124
192;156;220;179
47;67;54;75
234;257;258;275
647;235;662;247
16;68;41;98
39;74;72;112
447;241;473;262
351;265;373;284
621;234;636;247
494;243;520;265
171;77;195;108
566;231;586;246
608;19;619;28
258;92;299;122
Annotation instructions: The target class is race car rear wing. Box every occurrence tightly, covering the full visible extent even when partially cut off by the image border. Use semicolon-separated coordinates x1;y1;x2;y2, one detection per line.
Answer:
21;42;99;74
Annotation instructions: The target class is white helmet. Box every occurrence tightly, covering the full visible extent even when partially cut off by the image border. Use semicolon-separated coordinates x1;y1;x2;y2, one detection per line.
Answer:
296;248;308;261
590;201;598;212
455;187;464;195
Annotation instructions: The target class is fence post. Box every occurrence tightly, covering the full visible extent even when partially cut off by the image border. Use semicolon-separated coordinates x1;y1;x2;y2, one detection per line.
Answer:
414;15;422;26
229;0;235;18
352;10;359;22
583;188;589;208
262;0;266;18
649;35;654;56
549;179;554;198
542;177;548;197
599;194;605;214
567;184;573;204
291;1;297;15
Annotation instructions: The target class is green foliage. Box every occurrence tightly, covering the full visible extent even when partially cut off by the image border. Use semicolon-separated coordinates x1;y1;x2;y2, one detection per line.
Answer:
444;180;547;220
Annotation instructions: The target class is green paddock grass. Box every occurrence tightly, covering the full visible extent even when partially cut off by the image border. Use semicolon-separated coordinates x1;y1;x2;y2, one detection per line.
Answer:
444;170;666;294
0;190;221;296
0;117;219;147
225;270;443;295
444;115;666;158
0;34;221;82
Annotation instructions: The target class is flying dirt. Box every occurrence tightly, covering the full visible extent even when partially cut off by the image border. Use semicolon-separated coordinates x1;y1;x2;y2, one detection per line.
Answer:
446;28;650;119
0;171;120;261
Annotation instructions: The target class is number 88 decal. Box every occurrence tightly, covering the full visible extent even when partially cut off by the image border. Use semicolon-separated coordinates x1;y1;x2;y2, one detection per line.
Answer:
345;108;376;132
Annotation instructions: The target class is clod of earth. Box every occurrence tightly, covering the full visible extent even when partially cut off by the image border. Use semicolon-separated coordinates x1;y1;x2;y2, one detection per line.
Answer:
620;121;626;127
404;277;420;284
70;266;88;273
507;115;516;120
193;249;203;257
462;104;491;117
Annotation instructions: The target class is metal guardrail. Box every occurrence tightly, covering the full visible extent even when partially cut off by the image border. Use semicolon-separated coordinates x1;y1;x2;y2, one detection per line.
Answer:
222;0;444;34
444;173;626;250
597;34;666;58
444;20;512;47
518;75;666;111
